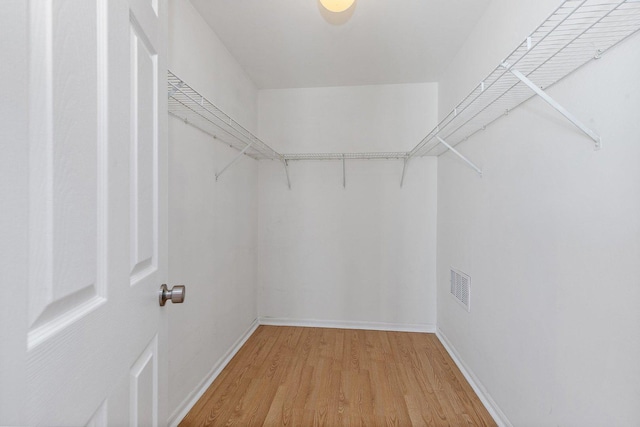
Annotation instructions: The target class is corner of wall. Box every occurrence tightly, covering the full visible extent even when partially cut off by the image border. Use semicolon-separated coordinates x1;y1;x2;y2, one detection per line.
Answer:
436;327;512;427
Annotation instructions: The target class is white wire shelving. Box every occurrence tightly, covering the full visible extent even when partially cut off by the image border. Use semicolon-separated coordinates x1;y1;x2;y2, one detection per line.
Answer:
283;152;408;161
409;0;640;164
167;0;640;184
167;71;409;163
168;71;282;163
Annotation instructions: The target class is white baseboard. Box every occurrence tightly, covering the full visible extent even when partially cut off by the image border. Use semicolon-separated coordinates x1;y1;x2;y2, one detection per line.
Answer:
258;316;436;333
168;318;260;427
436;327;512;427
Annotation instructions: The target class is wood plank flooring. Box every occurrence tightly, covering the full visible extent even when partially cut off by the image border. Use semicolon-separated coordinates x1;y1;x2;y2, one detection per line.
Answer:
179;326;496;426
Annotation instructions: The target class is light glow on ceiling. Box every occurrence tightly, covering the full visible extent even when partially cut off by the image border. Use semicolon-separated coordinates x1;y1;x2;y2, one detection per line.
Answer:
319;0;355;13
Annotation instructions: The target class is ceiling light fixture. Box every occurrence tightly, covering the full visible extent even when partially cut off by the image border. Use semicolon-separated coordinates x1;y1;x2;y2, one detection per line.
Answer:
319;0;355;13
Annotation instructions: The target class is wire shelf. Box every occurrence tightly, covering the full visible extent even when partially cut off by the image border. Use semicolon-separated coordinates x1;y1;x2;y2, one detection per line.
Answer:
167;72;410;162
411;0;640;157
284;152;409;161
168;71;282;161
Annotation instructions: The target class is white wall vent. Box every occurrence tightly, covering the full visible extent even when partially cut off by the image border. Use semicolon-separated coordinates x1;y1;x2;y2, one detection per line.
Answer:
450;268;471;312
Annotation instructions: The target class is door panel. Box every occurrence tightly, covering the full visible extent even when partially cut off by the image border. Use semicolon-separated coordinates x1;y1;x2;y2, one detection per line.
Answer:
27;0;107;347
130;16;159;283
25;1;113;422
130;335;159;427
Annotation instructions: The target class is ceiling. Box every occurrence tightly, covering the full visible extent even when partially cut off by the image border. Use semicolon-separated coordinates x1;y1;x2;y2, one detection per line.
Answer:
189;0;492;89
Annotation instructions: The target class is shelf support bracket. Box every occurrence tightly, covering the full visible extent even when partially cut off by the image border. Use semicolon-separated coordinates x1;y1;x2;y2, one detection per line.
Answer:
342;154;346;188
505;65;601;150
283;159;291;190
400;158;409;188
215;140;255;181
436;136;483;176
168;81;184;98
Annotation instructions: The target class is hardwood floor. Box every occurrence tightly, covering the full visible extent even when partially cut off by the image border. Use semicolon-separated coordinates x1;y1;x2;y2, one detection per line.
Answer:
179;326;496;426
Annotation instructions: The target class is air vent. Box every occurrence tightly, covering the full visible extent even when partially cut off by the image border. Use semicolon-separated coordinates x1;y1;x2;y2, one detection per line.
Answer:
450;268;471;312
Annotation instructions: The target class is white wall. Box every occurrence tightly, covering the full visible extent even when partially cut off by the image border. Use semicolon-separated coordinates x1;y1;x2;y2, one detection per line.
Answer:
259;84;439;153
167;1;259;422
258;84;439;328
437;1;640;425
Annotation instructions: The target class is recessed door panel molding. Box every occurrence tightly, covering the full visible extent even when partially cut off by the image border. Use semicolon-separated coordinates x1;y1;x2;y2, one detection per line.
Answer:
129;335;158;427
28;0;108;349
129;14;159;285
86;399;108;427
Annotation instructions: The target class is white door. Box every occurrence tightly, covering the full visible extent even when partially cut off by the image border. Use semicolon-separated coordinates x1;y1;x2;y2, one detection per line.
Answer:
0;0;169;425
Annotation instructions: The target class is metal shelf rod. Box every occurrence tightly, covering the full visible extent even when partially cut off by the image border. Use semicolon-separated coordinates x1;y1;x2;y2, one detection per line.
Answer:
436;137;482;176
400;159;409;188
506;66;601;149
282;153;409;161
283;160;291;190
170;96;271;158
342;154;346;188
215;140;255;181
